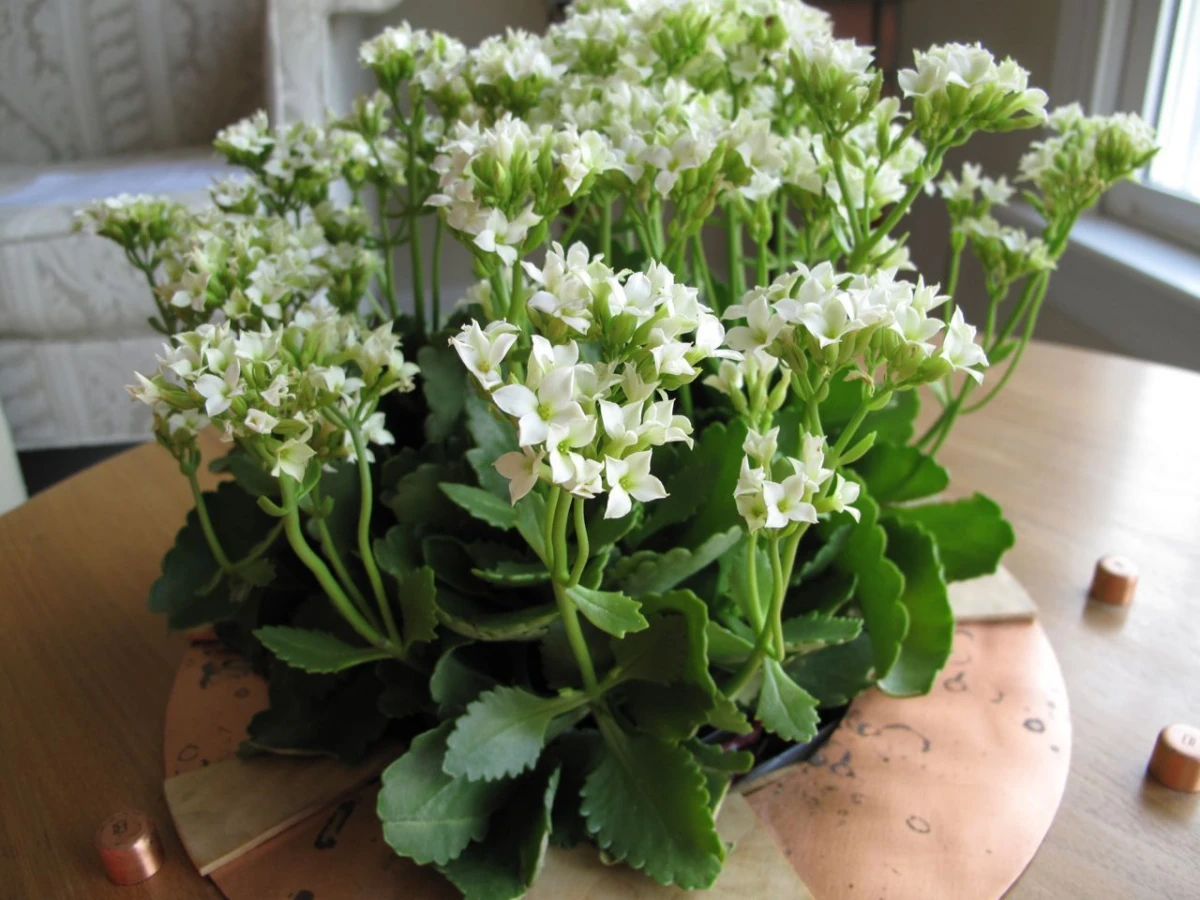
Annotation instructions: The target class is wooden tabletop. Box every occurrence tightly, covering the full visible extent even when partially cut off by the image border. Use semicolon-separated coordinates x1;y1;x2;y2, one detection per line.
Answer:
0;340;1196;900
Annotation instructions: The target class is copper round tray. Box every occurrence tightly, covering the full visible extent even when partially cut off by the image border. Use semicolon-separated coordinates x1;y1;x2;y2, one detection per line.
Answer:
162;567;1071;899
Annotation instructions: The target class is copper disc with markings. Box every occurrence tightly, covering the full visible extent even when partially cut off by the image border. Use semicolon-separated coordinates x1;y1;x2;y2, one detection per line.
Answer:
161;566;1070;899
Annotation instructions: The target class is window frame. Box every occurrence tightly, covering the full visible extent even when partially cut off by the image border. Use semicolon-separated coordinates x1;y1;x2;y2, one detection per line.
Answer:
1061;0;1200;252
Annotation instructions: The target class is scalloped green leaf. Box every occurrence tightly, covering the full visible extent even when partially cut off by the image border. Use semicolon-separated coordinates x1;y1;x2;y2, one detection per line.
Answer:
719;536;771;625
609;527;742;596
430;643;500;717
757;657;820;743
443;764;561;900
854;442;949;504
397;565;438;648
253;626;391;673
781;611;863;654
819;480;908;681
441;482;518;530
515;492;548;563
581;725;725;890
445;687;587;781
784;632;876;707
419;343;467;442
885;493;1015;582
378;722;511;867
565;585;649;637
705;621;754;667
878;519;955;696
471;560;551;587
611;614;688;685
435;589;560;642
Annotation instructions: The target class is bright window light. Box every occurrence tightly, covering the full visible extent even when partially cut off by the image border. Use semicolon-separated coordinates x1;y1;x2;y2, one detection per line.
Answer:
1148;0;1200;200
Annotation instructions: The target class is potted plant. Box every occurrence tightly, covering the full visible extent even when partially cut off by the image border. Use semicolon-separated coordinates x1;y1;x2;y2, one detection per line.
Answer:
79;1;1155;895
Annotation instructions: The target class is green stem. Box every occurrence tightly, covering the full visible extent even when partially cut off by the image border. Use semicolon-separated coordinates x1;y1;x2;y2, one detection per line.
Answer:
313;512;378;629
692;234;717;308
755;235;769;287
726;203;745;301
746;533;764;631
775;198;788;278
568;496;590;587
548;489;599;694
768;536;785;659
345;418;400;646
829;140;864;246
599;199;613;261
279;477;386;649
431;215;444;331
848;177;927;270
187;470;233;571
831;401;872;464
382;235;398;319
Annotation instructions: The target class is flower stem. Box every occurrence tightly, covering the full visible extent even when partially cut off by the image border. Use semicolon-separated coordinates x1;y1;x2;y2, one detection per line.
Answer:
187;470;233;571
279;477;387;649
600;199;613;261
756;235;769;287
726;203;744;301
431;215;444;331
345;419;400;646
568;496;590;587
548;488;599;694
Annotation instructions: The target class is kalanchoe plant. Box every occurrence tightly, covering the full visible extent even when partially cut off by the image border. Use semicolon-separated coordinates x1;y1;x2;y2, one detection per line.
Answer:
77;0;1157;895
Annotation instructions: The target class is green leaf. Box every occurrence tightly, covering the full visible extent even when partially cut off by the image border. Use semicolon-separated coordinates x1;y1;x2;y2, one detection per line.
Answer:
678;420;750;547
795;523;852;583
757;657;820;743
149;481;275;630
587;503;643;549
854;442;949;504
885;493;1015;582
514;492;548;563
548;730;602;848
719;536;771;625
244;661;388;761
398;565;439;648
436;589;560;642
441;482;518;530
430;643;500;717
789;571;858;616
610;527;742;595
782;611;863;654
784;633;876;707
638;591;751;735
419;343;467;442
375;530;440;649
878;520;955;696
819;481;908;681
443;764;561;900
376;661;429;720
610;614;688;685
581;726;725;890
445;686;586;781
471;560;551;587
706;621;754;667
565;584;649;638
253;626;391;673
820;378;919;445
378;722;512;867
686;740;755;774
387;461;471;536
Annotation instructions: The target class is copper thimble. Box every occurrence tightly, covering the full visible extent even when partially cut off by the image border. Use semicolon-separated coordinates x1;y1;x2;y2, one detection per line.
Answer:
95;810;164;885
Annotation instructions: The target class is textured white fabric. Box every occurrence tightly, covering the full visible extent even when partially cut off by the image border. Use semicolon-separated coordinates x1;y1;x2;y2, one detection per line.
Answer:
0;0;265;165
0;336;161;449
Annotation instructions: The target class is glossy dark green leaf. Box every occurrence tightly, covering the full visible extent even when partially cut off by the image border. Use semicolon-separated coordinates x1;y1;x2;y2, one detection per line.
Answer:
435;589;559;642
886;493;1014;582
442;764;561;900
441;482;518;530
609;527;742;595
610;614;688;685
253;626;391;673
565;584;649;638
784;632;876;707
430;642;501;717
757;658;820;742
854;442;949;504
878;520;954;696
471;560;551;587
418;343;467;442
781;611;863;654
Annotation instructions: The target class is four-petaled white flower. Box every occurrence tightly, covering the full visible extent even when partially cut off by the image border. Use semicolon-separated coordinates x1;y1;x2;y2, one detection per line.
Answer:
941;308;989;382
494;447;545;504
604;451;668;519
449;319;519;390
493;367;586;447
194;359;243;417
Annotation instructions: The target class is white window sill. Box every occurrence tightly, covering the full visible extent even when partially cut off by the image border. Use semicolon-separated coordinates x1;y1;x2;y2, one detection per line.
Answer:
998;204;1200;372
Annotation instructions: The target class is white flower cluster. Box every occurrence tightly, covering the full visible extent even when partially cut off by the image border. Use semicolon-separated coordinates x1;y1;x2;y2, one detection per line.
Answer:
1018;104;1158;220
734;428;860;534
429;115;617;266
129;299;418;477
936;161;1014;222
961;215;1054;287
718;263;988;387
360;23;470;105
155;210;379;328
74;193;186;254
450;243;725;517
215;114;341;212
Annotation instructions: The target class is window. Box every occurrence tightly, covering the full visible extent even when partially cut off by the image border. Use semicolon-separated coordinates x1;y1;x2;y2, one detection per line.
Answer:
1094;0;1200;251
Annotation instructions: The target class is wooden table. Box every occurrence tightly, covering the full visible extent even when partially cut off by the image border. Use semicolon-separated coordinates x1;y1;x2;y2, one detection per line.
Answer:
0;341;1196;899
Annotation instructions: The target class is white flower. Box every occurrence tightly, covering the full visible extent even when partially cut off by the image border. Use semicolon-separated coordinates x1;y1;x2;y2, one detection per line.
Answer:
473;206;542;265
725;292;785;353
743;427;779;467
797;434;833;491
492;367;586;447
494;447;545;504
604;450;668;519
450;319;519;390
941;308;989;382
272;434;316;483
194;359;243;417
546;418;597;484
762;470;818;529
244;409;278;435
827;474;862;522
